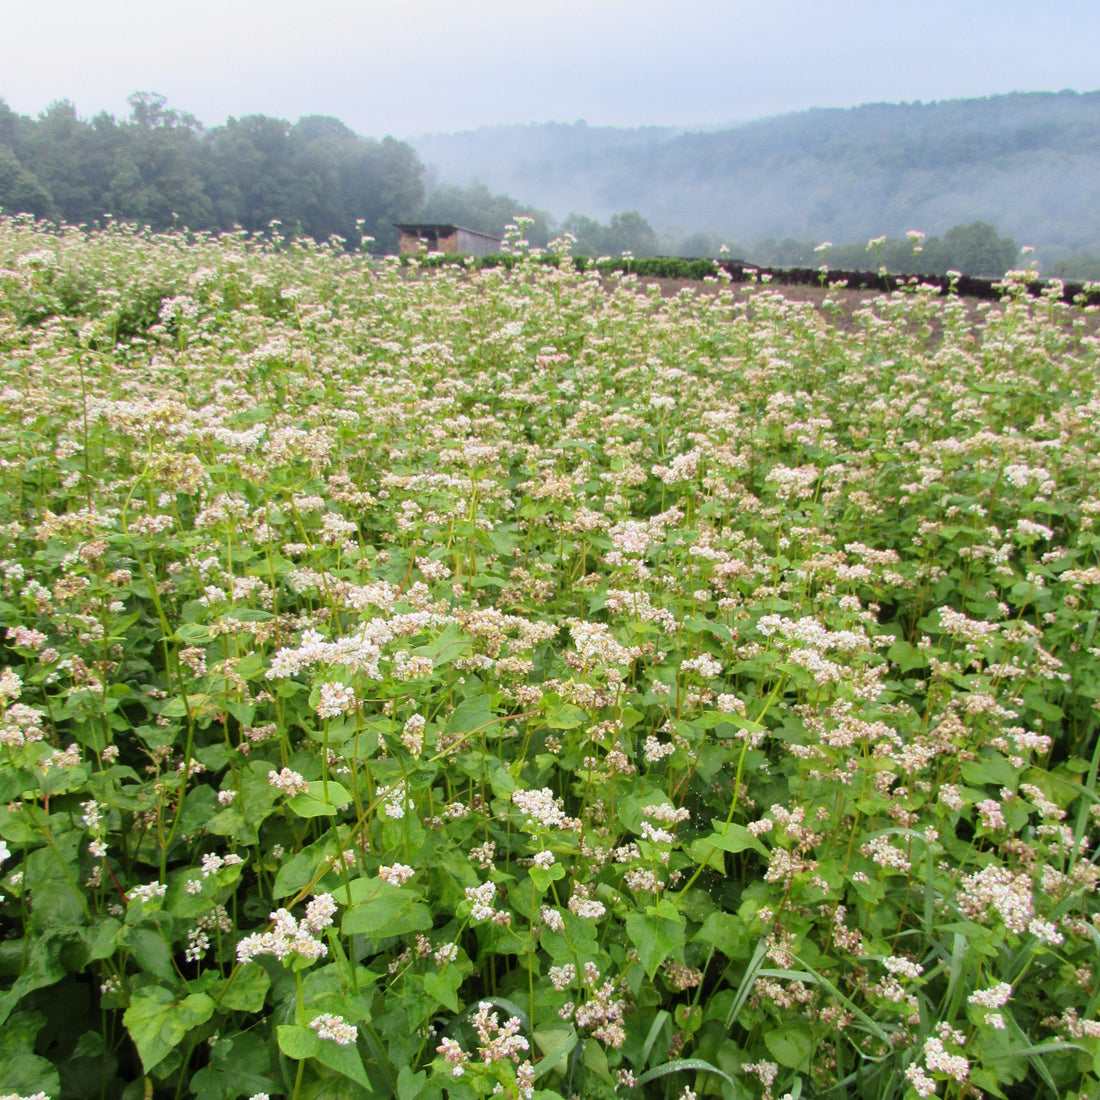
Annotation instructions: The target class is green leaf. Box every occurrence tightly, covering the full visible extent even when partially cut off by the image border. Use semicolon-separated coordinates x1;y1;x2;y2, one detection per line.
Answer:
636;1057;739;1090
0;1051;60;1100
124;988;215;1072
123;925;178;984
413;621;472;664
0;934;67;1028
694;911;747;958
532;1028;577;1080
288;781;352;818
342;882;433;939
583;1036;613;1083
960;755;1022;790
625;901;685;980
278;1025;371;1090
191;1031;277;1100
446;695;494;735
278;1023;321;1060
314;1037;372;1091
887;639;927;672
158;693;208;718
0;1011;60;1099
726;938;769;1029
544;702;585;729
764;1021;813;1070
273;841;336;899
204;803;260;844
226;608;275;622
529;862;565;892
423;967;463;1013
396;1065;427;1099
217;965;271;1012
695;820;770;859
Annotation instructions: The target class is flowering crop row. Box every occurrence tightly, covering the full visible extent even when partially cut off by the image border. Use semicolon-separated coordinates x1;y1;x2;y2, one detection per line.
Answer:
0;214;1098;1100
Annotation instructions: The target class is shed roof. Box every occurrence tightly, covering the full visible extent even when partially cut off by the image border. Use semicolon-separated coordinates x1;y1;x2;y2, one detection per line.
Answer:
395;223;501;242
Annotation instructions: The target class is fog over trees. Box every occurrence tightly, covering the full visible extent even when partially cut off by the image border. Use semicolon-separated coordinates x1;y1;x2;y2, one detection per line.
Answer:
414;90;1100;274
3;90;1099;275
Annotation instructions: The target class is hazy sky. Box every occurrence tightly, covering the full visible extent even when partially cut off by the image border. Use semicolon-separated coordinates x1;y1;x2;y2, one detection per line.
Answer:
5;0;1098;137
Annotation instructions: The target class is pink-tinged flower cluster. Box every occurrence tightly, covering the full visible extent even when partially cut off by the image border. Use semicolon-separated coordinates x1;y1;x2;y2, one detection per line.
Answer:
559;962;627;1048
315;680;356;718
378;863;416;886
268;767;310;795
436;1002;533;1097
957;864;1033;933
465;881;509;925
236;893;336;965
309;1013;357;1044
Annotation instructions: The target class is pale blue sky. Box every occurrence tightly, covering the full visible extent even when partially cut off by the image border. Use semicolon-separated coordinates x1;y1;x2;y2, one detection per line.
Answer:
4;0;1098;136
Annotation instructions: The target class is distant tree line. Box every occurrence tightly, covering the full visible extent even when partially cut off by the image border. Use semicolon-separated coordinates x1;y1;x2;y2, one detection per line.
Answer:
749;223;1023;279
0;93;667;259
5;93;1080;278
0;94;426;253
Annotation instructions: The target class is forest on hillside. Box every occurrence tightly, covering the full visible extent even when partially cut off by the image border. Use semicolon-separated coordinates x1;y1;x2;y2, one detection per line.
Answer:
414;90;1100;275
3;90;1100;276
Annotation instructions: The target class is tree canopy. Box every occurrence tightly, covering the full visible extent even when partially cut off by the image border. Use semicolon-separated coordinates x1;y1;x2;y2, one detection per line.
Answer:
0;94;424;252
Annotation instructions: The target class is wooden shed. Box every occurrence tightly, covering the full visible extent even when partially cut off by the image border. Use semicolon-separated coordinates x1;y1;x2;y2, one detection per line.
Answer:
395;223;502;258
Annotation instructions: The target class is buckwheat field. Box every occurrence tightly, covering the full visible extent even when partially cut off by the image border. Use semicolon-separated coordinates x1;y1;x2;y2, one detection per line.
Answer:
0;215;1098;1100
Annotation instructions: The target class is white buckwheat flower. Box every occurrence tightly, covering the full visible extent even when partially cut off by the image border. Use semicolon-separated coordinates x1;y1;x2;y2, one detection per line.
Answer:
309;1013;357;1044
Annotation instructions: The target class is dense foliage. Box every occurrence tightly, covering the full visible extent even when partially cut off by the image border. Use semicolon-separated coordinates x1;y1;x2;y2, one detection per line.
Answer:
0;94;424;252
0;215;1098;1100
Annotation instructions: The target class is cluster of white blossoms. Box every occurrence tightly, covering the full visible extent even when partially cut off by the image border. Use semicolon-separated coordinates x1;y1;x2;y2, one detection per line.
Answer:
764;463;820;501
266;626;386;682
511;787;569;829
236;893;337;965
309;1013;357;1045
968;982;1012;1030
883;955;924;980
378;863;415;886
559;962;627;1048
568;619;640;667
0;667;23;703
907;1023;970;1095
465;881;509;924
401;712;426;756
859;835;912;873
379;779;412;819
315;680;357;718
652;448;702;485
127;881;167;904
268;767;310;796
643;735;676;764
679;652;723;678
567;883;606;919
436;1001;533;1096
957;864;1033;933
936;606;999;643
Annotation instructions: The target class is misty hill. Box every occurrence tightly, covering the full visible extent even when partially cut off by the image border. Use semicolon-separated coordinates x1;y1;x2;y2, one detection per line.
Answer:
412;91;1100;262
